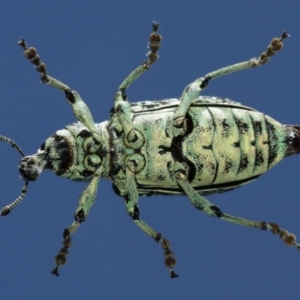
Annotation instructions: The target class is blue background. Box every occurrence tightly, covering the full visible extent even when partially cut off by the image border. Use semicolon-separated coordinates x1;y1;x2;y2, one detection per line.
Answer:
1;1;300;299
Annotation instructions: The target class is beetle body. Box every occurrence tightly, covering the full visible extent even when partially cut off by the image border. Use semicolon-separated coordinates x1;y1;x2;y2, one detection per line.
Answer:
2;24;299;278
109;96;292;197
42;96;293;197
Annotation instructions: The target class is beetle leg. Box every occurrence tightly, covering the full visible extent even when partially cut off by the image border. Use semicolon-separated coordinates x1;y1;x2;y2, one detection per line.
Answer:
51;168;102;276
114;91;145;149
175;165;300;252
18;38;102;144
124;158;178;278
173;161;222;218
172;31;290;137
114;21;162;149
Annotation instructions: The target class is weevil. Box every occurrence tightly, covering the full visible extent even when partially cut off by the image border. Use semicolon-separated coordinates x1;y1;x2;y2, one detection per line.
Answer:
1;22;300;278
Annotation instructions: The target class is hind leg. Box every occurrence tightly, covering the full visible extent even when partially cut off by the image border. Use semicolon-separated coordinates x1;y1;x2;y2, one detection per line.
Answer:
172;32;289;137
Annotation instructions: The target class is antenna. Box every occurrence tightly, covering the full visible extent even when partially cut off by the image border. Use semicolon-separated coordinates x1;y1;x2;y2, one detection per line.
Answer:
0;135;29;216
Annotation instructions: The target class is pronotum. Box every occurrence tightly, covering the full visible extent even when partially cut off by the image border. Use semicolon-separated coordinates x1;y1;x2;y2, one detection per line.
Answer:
1;22;299;278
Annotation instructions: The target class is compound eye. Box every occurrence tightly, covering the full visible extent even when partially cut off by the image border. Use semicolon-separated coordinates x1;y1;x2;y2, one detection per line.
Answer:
84;154;101;172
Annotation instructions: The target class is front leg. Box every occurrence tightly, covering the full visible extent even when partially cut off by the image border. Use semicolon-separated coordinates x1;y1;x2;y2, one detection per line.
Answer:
172;31;290;137
18;39;101;145
123;156;178;278
51;167;102;276
114;22;162;149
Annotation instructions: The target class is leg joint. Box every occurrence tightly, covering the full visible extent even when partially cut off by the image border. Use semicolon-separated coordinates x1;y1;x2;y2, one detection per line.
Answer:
65;89;75;104
75;208;86;223
200;76;211;89
127;204;140;220
210;205;223;218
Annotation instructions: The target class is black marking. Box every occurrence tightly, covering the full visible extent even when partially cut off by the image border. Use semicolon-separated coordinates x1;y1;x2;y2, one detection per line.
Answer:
120;89;127;101
221;119;230;137
40;141;45;150
155;233;162;243
108;122;123;138
253;121;262;135
109;163;123;177
110;106;115;116
200;76;210;89
285;125;300;156
97;147;108;158
210;205;223;218
112;182;122;197
124;193;130;203
65;90;75;104
158;174;166;181
223;158;233;174
127;130;138;143
164;125;171;138
184;113;194;136
254;149;264;166
232;113;243;176
166;161;172;171
184;84;192;93
235;118;249;134
46;134;72;174
207;108;218;184
115;104;124;114
141;103;159;109
239;154;249;172
199;123;213;133
202;145;212;150
197;163;204;174
131;205;140;220
75;209;85;223
136;175;260;197
166;137;196;182
158;144;182;157
77;130;90;138
249;114;258;175
158;146;167;155
158;113;196;182
80;170;94;178
265;117;278;167
160;100;171;105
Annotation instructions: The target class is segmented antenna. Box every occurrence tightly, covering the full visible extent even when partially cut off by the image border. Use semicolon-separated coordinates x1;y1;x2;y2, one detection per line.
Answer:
0;135;29;216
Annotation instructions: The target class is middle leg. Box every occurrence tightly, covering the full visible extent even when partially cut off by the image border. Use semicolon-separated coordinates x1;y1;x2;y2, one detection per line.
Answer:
114;22;162;149
123;155;178;278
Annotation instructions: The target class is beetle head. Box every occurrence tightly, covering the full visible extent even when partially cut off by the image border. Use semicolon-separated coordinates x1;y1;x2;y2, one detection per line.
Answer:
1;130;74;215
18;130;73;181
19;150;47;181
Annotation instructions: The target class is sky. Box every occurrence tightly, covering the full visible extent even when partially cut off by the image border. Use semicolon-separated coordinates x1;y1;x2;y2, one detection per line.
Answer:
1;1;300;299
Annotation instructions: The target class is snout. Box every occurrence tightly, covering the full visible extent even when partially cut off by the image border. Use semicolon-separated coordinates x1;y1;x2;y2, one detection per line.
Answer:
19;152;47;181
